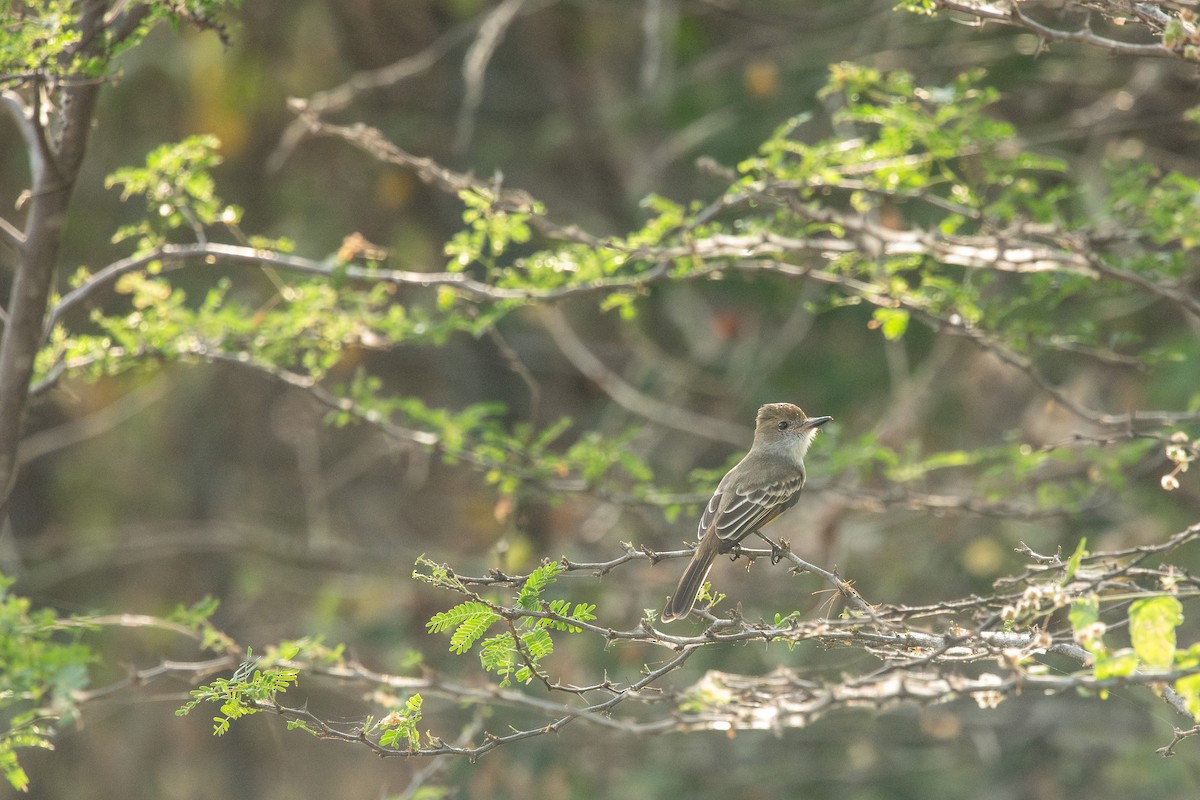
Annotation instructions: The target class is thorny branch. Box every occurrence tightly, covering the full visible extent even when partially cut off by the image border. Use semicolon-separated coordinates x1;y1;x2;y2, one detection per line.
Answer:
537;306;753;447
74;521;1200;759
1157;724;1200;757
925;0;1200;63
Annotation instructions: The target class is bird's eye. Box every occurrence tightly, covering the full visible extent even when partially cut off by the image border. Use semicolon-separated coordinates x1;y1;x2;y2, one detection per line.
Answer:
777;420;790;430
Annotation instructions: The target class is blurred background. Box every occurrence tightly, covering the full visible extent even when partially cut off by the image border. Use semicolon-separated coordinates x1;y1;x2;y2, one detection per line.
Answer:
4;1;1200;797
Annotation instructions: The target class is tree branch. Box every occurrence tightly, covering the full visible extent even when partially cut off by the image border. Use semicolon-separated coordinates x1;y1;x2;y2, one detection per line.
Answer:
454;0;531;153
538;306;752;447
0;0;107;511
927;0;1186;60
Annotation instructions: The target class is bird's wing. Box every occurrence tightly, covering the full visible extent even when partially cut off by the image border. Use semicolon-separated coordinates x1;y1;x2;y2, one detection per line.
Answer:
700;472;805;546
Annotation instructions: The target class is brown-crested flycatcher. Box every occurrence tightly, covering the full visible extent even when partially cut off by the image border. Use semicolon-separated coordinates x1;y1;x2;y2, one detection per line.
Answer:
661;402;831;622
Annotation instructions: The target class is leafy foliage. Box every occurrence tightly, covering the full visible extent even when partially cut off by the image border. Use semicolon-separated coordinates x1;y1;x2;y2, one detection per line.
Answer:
166;595;237;654
0;576;93;792
444;188;538;271
176;646;300;736
26;64;1191;529
0;0;242;89
105;135;241;252
427;601;500;655
0;1;85;84
1066;552;1197;712
376;694;424;751
423;560;595;687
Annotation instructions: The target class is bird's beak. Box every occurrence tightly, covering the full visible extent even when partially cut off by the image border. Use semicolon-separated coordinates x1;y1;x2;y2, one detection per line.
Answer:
800;415;833;430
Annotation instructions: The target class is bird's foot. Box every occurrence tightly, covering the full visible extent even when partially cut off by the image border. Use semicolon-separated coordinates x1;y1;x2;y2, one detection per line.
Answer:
769;537;789;565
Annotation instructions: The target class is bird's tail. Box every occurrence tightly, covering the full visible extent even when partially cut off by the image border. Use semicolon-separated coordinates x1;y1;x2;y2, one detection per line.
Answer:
661;536;720;622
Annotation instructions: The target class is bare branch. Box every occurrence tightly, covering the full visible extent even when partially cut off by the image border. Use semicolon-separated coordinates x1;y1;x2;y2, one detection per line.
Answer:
1;88;44;187
18;374;169;465
270;23;472;172
1157;723;1200;757
0;215;24;256
673;660;1200;733
539;306;752;447
486;324;542;419
1086;254;1200;321
454;0;531;153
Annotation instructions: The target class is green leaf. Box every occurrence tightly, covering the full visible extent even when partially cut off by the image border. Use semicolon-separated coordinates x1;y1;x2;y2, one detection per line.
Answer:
520;628;554;661
1068;595;1102;654
1174;673;1200;721
425;600;488;633
449;610;500;655
571;601;597;624
1068;596;1099;633
0;576;96;791
516;562;560;610
425;601;500;654
378;693;423;750
178;659;296;736
479;633;518;687
539;599;597;633
1094;648;1139;681
872;307;909;341
1062;537;1087;584
1129;595;1183;670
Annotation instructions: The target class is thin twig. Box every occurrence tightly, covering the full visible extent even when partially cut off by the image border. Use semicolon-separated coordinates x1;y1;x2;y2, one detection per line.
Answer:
539;306;751;446
454;0;530;153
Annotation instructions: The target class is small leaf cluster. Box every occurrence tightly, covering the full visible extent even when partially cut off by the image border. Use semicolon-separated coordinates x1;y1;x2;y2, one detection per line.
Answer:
444;188;538;272
0;1;85;84
45;276;438;390
423;561;596;687
373;694;424;751
106;135;242;252
176;647;299;735
166;595;237;654
444;190;686;306
742;63;1066;213
719;63;1183;384
260;636;346;668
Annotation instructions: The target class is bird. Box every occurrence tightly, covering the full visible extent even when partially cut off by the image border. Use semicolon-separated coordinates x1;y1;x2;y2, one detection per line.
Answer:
661;402;832;622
